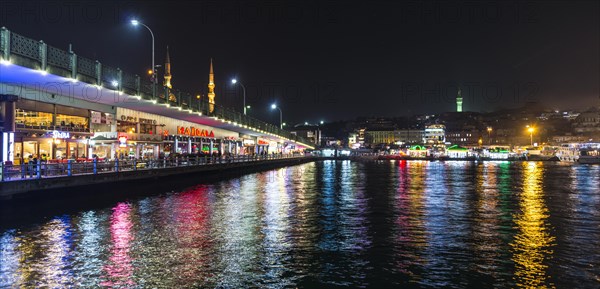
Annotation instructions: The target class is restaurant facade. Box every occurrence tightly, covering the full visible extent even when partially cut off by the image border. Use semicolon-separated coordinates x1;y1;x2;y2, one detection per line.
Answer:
1;84;282;164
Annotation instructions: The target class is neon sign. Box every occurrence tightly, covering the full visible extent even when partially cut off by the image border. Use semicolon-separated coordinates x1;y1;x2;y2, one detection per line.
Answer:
177;126;214;138
51;130;70;139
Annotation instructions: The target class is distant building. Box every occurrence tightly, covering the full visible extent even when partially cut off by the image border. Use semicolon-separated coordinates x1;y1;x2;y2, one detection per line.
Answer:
446;126;481;146
365;129;396;146
348;132;359;149
395;129;424;144
290;124;322;146
573;109;600;134
424;124;446;144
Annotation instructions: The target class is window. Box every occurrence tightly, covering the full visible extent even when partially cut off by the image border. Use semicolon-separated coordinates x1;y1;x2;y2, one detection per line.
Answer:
15;109;53;128
56;114;88;129
117;121;137;133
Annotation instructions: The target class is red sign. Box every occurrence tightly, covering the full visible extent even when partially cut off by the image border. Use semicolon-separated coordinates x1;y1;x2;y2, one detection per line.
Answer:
257;139;269;145
177;126;215;138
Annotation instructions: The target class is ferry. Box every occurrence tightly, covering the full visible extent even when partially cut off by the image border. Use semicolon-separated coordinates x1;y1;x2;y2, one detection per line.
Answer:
556;143;600;164
579;145;600;164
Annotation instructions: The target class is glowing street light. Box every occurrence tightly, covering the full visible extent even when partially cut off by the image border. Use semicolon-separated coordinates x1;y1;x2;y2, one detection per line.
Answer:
487;126;493;145
271;104;283;129
231;78;247;115
526;125;535;146
130;19;156;98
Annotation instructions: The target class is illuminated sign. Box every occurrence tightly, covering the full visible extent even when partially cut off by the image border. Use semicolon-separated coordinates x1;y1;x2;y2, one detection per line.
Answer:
120;115;157;125
177;126;214;138
257;139;269;145
51;130;70;139
243;139;255;145
118;136;128;147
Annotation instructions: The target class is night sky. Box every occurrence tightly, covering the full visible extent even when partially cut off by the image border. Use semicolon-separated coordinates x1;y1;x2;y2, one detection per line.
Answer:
1;0;598;125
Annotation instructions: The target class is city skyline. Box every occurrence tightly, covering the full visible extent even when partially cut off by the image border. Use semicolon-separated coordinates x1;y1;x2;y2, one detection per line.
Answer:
1;0;598;124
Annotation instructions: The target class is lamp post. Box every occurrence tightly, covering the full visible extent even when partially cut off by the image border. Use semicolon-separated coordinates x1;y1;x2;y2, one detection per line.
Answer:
317;120;324;147
271;104;283;129
487;126;492;145
527;126;535;146
231;79;247;115
130;19;156;98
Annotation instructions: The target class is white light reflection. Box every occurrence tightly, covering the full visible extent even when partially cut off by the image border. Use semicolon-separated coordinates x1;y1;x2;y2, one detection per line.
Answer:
0;230;23;287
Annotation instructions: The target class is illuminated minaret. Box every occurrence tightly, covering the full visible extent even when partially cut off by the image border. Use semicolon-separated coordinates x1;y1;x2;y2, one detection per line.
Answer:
163;46;172;89
208;58;215;113
456;87;463;112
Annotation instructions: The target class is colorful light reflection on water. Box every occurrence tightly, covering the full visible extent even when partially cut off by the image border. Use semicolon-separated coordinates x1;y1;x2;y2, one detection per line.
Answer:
1;161;599;288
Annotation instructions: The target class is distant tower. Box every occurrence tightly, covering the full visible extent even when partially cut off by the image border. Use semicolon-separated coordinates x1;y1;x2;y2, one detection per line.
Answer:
456;87;463;112
163;46;172;89
163;46;176;102
208;58;215;114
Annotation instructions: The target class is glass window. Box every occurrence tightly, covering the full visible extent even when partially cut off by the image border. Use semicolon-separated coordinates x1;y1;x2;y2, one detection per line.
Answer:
39;140;52;160
140;123;155;134
56;114;88;130
23;141;38;158
117;121;137;133
14;142;23;165
91;144;111;159
55;140;67;159
15;109;53;128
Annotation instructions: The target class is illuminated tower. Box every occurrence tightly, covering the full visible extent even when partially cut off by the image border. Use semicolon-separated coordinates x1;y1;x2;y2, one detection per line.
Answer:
162;46;176;102
456;87;463;112
163;46;172;89
208;58;215;113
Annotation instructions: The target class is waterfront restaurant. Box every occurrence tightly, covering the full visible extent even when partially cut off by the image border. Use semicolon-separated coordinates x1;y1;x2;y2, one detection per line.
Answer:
91;108;244;159
12;99;94;162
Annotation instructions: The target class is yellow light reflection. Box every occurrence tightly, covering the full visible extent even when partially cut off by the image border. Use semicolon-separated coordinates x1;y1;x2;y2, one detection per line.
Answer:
511;162;555;288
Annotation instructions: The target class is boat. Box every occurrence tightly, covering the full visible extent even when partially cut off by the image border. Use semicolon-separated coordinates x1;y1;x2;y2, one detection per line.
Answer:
578;146;600;164
556;143;600;164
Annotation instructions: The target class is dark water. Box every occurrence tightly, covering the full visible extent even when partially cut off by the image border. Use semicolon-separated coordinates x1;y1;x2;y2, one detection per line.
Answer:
1;160;599;288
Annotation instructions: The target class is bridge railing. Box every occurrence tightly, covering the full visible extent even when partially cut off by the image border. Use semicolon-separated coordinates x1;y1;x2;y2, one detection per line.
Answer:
0;153;308;182
0;27;314;147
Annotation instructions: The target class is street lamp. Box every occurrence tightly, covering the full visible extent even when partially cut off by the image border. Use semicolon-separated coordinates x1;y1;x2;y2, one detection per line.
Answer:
487;126;492;145
527;126;535;146
231;79;247;115
271;104;283;129
130;19;156;98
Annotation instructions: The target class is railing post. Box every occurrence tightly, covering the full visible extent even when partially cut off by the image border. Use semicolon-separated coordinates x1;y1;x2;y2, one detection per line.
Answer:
115;158;119;172
1;27;11;60
93;158;97;174
39;40;47;70
36;160;41;179
117;68;123;91
0;162;3;182
69;44;77;79
67;160;72;176
133;158;137;170
20;163;25;179
95;60;102;86
135;75;140;95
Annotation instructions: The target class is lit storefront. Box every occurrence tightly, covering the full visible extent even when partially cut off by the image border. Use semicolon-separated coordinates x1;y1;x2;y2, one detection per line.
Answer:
12;99;93;161
242;138;256;155
115;108;240;158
